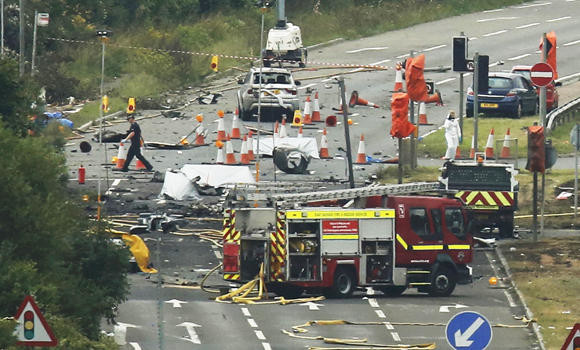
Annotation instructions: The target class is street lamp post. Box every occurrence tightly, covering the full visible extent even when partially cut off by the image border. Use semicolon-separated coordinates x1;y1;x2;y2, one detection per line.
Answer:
96;29;111;221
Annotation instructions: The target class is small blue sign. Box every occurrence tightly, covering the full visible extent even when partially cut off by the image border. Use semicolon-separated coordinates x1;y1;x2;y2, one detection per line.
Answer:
445;311;493;350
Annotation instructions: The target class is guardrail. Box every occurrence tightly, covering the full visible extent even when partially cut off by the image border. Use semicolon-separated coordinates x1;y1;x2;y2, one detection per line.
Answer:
546;96;580;133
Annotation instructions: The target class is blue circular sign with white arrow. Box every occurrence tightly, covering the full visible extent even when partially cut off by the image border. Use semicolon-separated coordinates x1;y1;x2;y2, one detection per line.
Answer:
446;311;493;350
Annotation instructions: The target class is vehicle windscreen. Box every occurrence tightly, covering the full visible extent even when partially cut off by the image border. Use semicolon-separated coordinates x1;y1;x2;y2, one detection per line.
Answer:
488;77;513;89
253;73;291;85
512;70;531;80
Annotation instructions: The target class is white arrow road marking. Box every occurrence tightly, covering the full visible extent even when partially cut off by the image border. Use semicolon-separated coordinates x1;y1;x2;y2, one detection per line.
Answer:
300;302;324;310
177;322;202;344
114;322;139;346
439;304;468;313
165;299;187;308
454;317;484;347
129;343;142;350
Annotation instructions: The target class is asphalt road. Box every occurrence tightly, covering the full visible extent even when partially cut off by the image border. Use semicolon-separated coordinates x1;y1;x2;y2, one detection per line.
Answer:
66;1;580;348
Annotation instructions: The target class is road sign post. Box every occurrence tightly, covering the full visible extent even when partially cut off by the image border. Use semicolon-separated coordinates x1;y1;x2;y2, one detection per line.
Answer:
14;295;58;347
446;311;492;350
572;124;580;218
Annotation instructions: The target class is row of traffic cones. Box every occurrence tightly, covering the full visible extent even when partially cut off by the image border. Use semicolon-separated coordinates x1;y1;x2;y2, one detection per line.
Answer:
461;128;512;160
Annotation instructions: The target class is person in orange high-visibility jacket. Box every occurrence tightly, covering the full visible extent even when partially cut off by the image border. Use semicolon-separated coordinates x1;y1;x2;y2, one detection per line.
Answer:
539;31;557;80
404;54;443;105
390;92;416;138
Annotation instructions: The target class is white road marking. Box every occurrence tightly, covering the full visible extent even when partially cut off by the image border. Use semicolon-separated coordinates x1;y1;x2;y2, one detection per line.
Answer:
368;298;379;308
470;37;479;41
248;318;258;328
129;343;142;350
385;322;394;330
375;310;386;318
564;40;580;46
346;47;389;53
241;307;251;317
262;343;272;350
112;179;121;187
422;44;446;52
255;330;266;340
516;22;540;29
490;61;502;67
396;53;410;59
177;322;201;345
213;250;222;259
436;77;456;85
515;2;551;8
508;53;531;60
546;16;571;22
483;30;507;37
504;289;517;307
477;16;518;22
484;8;503;13
391;332;401;342
366;287;375;295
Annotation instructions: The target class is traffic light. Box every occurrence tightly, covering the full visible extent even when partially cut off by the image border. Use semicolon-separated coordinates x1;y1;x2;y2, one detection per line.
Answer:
476;55;489;92
452;36;468;72
126;98;136;114
526;126;545;173
540;31;557;80
101;95;109;113
23;310;34;340
210;55;219;72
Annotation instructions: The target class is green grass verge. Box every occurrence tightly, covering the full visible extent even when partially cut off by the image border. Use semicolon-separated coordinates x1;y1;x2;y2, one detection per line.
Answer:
418;115;580;159
503;237;580;350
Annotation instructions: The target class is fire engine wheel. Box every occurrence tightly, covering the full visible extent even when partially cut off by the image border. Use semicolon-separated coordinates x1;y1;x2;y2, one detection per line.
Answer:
331;268;355;297
379;286;407;297
429;267;456;297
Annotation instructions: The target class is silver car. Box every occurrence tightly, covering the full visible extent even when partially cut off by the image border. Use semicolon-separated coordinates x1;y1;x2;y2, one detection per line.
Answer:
236;67;301;121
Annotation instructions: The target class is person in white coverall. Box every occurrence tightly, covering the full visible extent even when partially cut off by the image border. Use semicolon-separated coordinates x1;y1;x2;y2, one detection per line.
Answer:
443;111;461;160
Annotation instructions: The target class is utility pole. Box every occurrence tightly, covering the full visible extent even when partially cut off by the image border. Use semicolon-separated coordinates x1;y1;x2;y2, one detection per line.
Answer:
31;10;37;75
337;76;355;188
19;0;24;76
1;0;4;56
539;33;548;236
255;4;268;182
458;32;465;143
96;30;111;221
473;52;479;152
409;50;417;169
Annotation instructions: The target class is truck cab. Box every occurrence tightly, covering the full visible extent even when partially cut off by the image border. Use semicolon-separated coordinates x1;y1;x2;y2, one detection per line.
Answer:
263;22;307;68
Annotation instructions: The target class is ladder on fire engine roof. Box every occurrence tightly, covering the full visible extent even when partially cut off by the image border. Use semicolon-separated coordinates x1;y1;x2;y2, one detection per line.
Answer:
225;181;440;207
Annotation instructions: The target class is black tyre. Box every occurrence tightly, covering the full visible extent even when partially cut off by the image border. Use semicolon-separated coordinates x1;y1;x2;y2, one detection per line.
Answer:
379;286;406;297
429;267;456;297
238;103;248;121
331;267;355;297
499;217;514;238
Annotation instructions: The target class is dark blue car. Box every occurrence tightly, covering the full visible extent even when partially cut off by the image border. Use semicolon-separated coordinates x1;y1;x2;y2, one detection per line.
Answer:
466;72;538;118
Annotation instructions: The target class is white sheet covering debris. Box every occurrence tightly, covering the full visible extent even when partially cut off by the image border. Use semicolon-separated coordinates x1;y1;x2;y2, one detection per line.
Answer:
254;137;319;159
160;165;255;200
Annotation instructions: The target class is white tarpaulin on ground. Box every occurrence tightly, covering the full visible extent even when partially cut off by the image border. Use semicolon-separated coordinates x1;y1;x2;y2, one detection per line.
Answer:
159;170;201;200
254;137;319;159
180;164;255;187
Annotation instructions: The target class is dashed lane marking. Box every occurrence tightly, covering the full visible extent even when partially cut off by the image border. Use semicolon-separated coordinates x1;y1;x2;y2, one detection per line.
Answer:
516;22;540;29
483;8;503;12
483;30;508;37
375;310;387;319
391;332;401;342
213;250;222;259
436;77;456;85
564;39;580;46
477;16;518;22
514;2;551;8
262;343;272;350
546;16;571;22
248;318;258;328
422;44;446;52
508;53;531;60
385;322;394;330
346;47;389;54
368;298;379;308
255;330;266;340
242;307;251;317
485;252;517;308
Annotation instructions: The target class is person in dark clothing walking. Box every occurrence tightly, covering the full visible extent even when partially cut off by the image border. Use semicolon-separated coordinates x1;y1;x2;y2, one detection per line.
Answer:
121;115;153;172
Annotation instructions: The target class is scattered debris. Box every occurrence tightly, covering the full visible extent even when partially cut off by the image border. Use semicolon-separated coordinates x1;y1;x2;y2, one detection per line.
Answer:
197;93;222;104
273;147;311;174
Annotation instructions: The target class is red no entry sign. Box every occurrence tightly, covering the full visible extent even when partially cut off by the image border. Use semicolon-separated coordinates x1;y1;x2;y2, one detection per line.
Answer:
530;62;554;87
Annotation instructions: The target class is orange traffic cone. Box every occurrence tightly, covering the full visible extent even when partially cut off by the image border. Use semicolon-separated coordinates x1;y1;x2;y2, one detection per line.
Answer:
349;91;379;108
274;120;280;137
215;141;225;164
418;102;429;125
279;117;288;138
319;128;332;159
500;128;512;159
469;135;476;159
225;134;238;165
455;144;462;160
355;134;369;164
115;141;128;170
485;128;495;159
136;140;147;170
312;92;321;122
240;135;250;165
297;126;303;138
394;63;404;92
303;96;313;124
231;110;241;139
216;110;226;142
247;131;255;161
194;114;207;146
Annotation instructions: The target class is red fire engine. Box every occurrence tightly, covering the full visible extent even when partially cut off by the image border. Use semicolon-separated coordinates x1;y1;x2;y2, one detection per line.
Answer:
222;182;473;298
